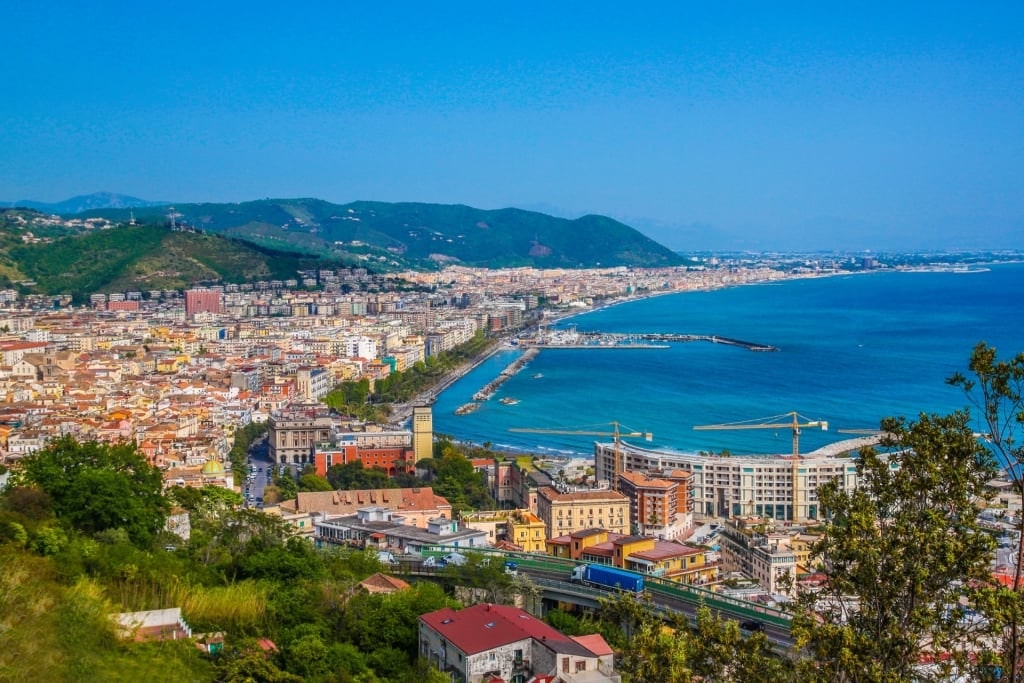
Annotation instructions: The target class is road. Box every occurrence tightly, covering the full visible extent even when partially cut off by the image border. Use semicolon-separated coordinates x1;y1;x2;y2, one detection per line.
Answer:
399;560;796;651
243;436;274;508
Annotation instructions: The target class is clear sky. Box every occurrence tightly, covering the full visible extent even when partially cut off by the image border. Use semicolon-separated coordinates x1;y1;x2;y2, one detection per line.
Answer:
3;2;1022;251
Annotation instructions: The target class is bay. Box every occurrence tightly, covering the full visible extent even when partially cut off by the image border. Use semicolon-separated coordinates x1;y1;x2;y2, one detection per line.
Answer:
432;264;1024;459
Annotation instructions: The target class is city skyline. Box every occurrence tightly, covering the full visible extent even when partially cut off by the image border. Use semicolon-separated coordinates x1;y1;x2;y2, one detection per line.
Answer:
3;3;1022;251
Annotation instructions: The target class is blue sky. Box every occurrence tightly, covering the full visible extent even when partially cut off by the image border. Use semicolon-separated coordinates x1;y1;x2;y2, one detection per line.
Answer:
2;2;1022;250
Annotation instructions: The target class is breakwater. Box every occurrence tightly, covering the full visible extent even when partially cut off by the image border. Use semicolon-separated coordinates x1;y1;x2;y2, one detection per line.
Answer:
473;347;539;400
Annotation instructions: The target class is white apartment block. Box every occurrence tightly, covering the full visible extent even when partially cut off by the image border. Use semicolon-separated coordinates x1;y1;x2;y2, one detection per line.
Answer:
595;441;858;523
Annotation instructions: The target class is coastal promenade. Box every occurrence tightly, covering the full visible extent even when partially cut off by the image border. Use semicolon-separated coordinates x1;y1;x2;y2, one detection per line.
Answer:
388;340;507;425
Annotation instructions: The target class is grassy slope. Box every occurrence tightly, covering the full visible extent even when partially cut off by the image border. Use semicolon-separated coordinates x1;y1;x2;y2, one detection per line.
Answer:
0;550;214;683
4;224;337;297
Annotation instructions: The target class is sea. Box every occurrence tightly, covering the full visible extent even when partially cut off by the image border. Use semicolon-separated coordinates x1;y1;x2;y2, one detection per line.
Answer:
432;263;1024;460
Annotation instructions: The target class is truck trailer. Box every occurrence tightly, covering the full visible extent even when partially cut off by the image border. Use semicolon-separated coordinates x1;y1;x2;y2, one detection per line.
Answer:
570;564;644;593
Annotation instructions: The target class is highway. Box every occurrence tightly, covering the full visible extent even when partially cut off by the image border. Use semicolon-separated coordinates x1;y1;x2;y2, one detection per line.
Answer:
403;548;796;650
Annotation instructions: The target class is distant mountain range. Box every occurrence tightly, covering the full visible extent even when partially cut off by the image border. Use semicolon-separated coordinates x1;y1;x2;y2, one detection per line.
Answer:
72;196;684;269
0;192;169;215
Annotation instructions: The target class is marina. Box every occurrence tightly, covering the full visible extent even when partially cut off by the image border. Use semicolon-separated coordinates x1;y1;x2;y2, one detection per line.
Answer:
522;329;779;352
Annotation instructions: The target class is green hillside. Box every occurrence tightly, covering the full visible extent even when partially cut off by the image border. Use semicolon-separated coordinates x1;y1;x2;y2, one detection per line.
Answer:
0;221;341;300
81;198;684;269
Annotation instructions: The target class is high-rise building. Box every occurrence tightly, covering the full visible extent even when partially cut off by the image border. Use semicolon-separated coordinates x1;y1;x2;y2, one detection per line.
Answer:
185;289;222;317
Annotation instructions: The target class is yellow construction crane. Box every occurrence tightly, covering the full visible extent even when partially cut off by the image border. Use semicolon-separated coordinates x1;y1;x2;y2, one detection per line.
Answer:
693;411;828;521
509;422;652;490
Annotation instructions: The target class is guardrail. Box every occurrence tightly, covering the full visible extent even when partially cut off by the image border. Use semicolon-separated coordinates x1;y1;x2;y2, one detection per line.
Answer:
419;545;792;629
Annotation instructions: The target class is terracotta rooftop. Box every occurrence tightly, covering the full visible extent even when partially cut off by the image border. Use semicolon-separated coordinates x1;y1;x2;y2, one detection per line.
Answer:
284;487;451;515
538;486;628;503
358;572;411;594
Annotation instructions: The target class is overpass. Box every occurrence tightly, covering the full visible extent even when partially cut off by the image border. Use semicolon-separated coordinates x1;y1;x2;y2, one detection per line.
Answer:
406;545;795;648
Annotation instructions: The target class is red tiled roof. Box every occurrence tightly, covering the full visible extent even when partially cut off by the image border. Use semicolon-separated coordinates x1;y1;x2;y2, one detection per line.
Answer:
358;573;411;594
571;633;614;657
420;604;573;655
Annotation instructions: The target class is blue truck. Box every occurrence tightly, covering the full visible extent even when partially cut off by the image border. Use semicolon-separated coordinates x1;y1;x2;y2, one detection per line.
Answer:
570;564;645;593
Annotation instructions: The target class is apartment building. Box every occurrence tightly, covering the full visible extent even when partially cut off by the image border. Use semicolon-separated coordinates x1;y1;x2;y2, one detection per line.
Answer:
536;487;629;538
718;517;798;595
596;441;857;522
617;470;693;539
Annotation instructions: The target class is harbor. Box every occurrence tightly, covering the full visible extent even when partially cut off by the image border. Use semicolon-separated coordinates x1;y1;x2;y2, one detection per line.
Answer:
521;327;779;352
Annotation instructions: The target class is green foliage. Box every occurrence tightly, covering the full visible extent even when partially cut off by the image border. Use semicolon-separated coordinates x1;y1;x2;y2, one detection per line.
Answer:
423;436;495;511
78;198;684;269
948;341;1024;680
13;437;168;546
0;548;215;682
339;582;457;663
1;222;346;301
298;472;334;492
594;593;790;682
326;460;396;491
273;469;299;501
791;411;1001;681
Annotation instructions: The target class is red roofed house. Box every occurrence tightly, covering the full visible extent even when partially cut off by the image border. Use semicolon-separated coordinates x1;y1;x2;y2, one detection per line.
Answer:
419;603;619;683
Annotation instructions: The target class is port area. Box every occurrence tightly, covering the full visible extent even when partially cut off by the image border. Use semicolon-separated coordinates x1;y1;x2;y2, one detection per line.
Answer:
522;331;778;352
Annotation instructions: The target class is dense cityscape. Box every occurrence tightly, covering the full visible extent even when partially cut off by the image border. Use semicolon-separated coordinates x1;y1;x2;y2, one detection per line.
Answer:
2;243;1023;681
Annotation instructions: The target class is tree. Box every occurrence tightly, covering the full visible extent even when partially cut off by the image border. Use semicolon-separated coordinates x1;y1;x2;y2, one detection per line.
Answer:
948;341;1024;680
791;411;1001;681
326;460;395;491
298;473;333;492
12;437;168;546
596;593;789;682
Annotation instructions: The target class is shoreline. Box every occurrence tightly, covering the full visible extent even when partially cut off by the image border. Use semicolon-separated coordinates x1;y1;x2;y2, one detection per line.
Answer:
422;269;839;450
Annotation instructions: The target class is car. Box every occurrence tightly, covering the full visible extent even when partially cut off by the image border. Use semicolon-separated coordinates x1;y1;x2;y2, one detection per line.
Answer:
258;466;263;472
740;620;764;633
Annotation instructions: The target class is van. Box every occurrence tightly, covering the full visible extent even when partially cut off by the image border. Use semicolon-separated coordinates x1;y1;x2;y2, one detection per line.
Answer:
442;552;468;567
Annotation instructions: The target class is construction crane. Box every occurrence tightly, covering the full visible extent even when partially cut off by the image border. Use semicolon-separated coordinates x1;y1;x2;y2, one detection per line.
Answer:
509;422;652;490
693;411;828;522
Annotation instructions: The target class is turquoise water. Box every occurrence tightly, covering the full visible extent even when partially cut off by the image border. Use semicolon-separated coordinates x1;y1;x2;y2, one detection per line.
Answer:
433;264;1024;458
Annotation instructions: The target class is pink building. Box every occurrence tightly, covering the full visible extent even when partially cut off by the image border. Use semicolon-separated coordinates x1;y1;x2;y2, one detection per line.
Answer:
184;289;221;317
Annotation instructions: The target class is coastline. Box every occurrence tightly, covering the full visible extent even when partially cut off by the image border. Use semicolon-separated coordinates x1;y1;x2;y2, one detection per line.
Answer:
422;269;833;448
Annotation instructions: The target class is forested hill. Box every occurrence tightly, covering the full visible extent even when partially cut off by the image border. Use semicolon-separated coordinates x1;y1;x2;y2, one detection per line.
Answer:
0;216;339;300
79;198;684;269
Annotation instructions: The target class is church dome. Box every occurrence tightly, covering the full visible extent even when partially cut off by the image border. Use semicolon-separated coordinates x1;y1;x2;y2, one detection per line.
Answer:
201;460;225;476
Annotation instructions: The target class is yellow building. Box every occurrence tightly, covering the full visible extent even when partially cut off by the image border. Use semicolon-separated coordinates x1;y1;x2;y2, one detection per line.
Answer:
507;510;547;552
462;509;548;552
536;486;629;538
547;529;718;586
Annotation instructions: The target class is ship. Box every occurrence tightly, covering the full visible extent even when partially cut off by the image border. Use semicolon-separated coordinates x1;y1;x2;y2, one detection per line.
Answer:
532;372;544;379
499;397;520;406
